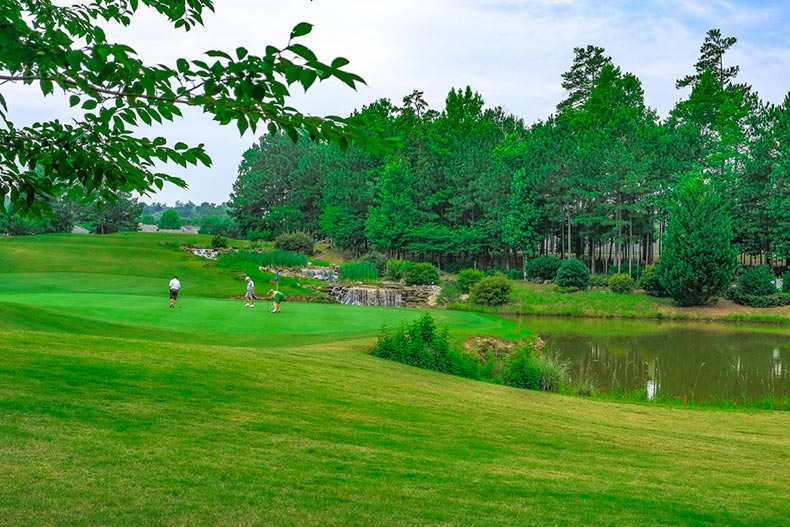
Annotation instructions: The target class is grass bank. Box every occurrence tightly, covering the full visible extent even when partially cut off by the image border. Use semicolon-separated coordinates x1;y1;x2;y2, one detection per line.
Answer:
2;233;789;525
454;281;790;325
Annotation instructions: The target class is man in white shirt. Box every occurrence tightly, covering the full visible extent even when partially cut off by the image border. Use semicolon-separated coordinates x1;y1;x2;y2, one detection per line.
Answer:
169;275;181;308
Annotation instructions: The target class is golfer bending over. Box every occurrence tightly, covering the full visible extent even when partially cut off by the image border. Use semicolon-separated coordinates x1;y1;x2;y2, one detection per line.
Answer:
244;276;256;307
268;289;284;313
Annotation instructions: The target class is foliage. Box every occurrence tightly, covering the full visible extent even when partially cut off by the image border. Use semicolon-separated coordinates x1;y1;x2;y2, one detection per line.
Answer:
274;231;314;255
523;255;562;282
554;258;590;290
385;259;413;281
211;234;228;249
638;264;669;297
726;289;790;308
360;251;389;276
373;313;480;379
1;1;370;217
339;261;378;283
405;262;440;285
659;174;738;306
437;281;462;306
784;271;790;294
469;274;513;306
736;265;778;296
503;345;568;392
456;268;485;293
608;273;635;294
157;209;183;230
217;249;307;270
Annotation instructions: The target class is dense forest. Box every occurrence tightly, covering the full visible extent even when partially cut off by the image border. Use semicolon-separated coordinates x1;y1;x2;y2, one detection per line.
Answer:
227;29;790;274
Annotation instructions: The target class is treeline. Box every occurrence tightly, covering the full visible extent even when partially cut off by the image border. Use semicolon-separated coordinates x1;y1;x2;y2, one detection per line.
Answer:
228;29;790;273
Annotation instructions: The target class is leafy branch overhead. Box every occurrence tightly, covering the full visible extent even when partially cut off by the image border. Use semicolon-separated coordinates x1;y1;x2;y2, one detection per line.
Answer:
0;0;369;215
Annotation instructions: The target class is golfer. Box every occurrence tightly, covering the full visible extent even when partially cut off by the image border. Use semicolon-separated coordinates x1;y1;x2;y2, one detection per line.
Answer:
244;276;256;307
268;289;284;313
168;275;181;308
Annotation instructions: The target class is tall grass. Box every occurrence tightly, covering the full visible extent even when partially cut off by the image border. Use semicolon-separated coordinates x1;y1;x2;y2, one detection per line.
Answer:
216;248;308;269
339;261;379;283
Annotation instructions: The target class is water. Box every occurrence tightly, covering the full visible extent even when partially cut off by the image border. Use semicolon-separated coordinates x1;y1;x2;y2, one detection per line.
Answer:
512;316;790;403
336;287;402;307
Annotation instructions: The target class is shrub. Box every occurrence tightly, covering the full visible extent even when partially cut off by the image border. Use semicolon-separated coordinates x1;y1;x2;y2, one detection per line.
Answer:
406;262;440;285
523;255;562;282
437;281;461;306
506;268;522;280
737;265;777;296
386;259;413;281
457;268;485;293
638;264;668;297
339;261;379;283
608;273;635;294
217;249;307;269
554;258;590;290
211;234;228;249
588;273;610;288
274;231;314;255
503;345;568;392
373;313;480;379
469;274;512;306
361;251;389;276
784;271;790;294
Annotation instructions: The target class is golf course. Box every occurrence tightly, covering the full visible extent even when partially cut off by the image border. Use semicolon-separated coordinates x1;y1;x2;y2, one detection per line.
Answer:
2;233;789;526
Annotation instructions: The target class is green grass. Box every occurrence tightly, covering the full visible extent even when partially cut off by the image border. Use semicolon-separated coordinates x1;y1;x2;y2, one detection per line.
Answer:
2;233;790;526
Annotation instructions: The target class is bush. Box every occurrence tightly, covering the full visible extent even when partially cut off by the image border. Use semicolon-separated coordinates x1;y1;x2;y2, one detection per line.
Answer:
523;255;562;282
554;258;590;290
386;259;413;281
274;231;314;255
406;262;440;285
437;281;461;306
737;265;778;296
506;268;522;280
211;234;228;249
373;313;480;379
608;273;635;294
361;251;389;276
469;274;512;306
457;268;485;293
784;271;790;294
217;249;307;269
503;346;568;392
638;264;668;297
339;261;378;283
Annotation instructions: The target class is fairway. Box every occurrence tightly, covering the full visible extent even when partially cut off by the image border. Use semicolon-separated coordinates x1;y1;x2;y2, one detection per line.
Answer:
2;234;790;526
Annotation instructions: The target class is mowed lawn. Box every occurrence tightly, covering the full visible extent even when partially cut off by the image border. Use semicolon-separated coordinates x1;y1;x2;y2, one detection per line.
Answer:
2;234;790;526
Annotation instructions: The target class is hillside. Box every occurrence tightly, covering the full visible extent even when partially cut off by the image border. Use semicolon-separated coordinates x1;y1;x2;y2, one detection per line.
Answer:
1;233;789;526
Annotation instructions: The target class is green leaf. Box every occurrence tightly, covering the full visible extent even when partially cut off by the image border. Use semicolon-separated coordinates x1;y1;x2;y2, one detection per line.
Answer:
300;69;317;91
331;57;350;69
236;47;248;60
69;95;81;107
176;58;190;73
206;50;232;60
82;99;98;110
288;44;316;62
290;22;313;39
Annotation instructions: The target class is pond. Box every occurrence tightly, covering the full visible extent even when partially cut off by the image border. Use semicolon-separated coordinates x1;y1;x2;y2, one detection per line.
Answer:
512;316;790;403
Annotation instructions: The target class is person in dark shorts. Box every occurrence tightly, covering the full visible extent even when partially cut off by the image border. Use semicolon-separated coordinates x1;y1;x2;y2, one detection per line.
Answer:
168;275;181;308
268;289;284;312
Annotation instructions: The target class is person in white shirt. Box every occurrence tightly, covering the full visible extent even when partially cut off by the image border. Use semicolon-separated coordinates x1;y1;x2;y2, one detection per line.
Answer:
168;275;181;308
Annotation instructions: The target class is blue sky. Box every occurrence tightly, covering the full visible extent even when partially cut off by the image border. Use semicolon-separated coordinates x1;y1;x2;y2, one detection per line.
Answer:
7;0;790;204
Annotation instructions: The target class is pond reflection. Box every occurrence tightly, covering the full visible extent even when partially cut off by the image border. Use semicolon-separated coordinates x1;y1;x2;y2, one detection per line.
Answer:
511;316;790;403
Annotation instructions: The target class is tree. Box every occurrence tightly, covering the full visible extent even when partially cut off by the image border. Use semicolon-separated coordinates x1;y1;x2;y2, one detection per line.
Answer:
557;45;612;111
0;0;368;216
659;172;738;306
676;29;739;89
158;209;182;230
86;192;144;234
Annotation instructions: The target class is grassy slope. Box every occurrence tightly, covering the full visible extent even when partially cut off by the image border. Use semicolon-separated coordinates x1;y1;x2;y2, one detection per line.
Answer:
2;234;789;526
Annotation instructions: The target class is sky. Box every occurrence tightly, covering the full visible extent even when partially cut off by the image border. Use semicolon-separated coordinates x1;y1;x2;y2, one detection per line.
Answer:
8;0;790;205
